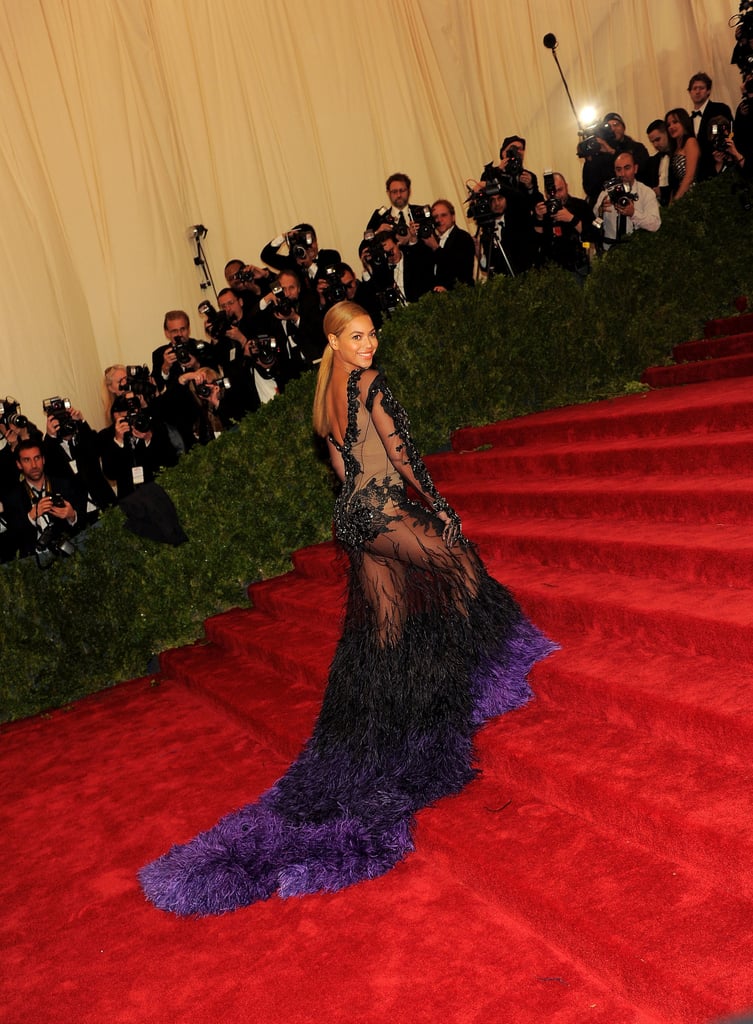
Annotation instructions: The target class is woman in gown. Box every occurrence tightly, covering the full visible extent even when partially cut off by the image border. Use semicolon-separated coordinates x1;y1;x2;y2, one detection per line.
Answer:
666;108;700;202
139;302;556;916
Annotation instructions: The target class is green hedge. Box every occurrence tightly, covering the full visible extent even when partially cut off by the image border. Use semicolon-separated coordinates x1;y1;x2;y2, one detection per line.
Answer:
3;175;752;722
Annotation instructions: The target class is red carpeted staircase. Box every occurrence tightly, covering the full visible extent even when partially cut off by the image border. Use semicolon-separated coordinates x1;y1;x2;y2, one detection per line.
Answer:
642;302;753;388
4;311;753;1024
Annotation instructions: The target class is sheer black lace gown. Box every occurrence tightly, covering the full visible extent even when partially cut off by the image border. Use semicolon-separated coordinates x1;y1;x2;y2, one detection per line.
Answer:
140;368;557;915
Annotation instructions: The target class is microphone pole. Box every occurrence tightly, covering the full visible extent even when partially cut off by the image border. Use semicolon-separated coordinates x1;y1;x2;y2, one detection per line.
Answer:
543;33;584;132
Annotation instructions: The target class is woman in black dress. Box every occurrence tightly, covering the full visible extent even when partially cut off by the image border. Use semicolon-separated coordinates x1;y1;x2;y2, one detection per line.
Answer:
139;301;555;915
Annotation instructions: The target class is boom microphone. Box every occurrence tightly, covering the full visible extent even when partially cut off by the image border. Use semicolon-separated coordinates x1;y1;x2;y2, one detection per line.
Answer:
543;33;558;49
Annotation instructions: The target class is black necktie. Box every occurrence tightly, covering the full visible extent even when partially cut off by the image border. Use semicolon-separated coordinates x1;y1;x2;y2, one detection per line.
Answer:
617;213;628;240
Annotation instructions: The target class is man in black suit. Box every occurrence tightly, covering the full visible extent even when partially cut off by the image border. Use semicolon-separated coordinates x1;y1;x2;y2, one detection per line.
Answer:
644;120;673;206
481;135;542;209
474;187;537;278
259;224;340;297
688;72;733;181
360;229;434;315
533;173;597;277
5;438;87;559
423;199;475;290
365;172;432;248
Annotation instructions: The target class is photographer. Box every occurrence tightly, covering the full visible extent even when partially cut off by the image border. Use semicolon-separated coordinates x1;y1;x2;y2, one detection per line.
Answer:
200;289;256;376
733;71;753;172
470;184;537;278
258;269;323;377
581;114;649;207
173;367;245;443
359;229;434;311
423;199;475;290
4;438;86;559
99;394;177;499
42;397;116;525
364;172;434;251
151;310;217;394
259;224;341;295
481;136;542;208
593;151;661;252
223;258;275;316
533;172;597;278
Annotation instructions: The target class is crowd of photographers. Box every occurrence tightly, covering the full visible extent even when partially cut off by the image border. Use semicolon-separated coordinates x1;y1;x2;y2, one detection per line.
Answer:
2;12;752;568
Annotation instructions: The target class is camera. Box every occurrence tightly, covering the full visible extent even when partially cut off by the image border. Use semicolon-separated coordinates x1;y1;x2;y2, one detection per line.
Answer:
172;339;198;366
287;230;315;261
576;120;618;159
198;300;236;339
270;282;296;318
50;493;67;509
122;365;156;400
0;396;29;430
112;394;152;433
415;205;436;239
195;377;230;400
543;169;563;215
465;180;502;224
254;334;282;364
317;261;348;309
42;396;78;439
709;119;732;153
504;146;524;178
35;522;75;566
604;177;638;210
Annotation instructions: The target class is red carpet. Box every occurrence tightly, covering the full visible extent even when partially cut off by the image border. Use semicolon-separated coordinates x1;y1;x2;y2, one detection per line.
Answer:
3;312;753;1024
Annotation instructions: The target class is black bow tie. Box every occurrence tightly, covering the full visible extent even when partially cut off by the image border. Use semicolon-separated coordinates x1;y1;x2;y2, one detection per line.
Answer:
691;110;702;118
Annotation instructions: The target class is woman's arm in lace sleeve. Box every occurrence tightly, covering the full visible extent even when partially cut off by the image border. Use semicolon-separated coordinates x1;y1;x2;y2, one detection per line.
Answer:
364;372;461;545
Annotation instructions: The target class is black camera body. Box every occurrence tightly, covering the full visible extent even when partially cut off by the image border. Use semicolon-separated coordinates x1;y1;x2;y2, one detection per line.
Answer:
317;262;348;309
543;170;563;215
466;180;502;224
198;300;236;340
288;230;315;261
42;396;78;439
270;283;296;318
415;205;436;239
577;121;618;160
709;120;731;153
123;365;156;400
604;178;638;210
112;394;152;433
195;378;230;400
254;334;282;365
0;396;28;430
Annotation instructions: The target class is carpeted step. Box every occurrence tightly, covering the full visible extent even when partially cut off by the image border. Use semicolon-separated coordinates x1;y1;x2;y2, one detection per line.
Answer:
641;353;753;388
447;377;753;452
672;331;753;362
704;310;753;337
531;637;753;768
477;699;753;885
159;643;323;757
432;429;753;482
441;474;753;526
489;561;753;665
467;517;753;588
418;791;753;1023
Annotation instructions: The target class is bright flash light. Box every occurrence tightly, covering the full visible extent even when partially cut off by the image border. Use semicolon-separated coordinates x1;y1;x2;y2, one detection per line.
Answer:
579;105;598;126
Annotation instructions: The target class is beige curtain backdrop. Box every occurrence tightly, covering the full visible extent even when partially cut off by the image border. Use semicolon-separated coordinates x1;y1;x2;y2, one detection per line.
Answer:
0;0;740;427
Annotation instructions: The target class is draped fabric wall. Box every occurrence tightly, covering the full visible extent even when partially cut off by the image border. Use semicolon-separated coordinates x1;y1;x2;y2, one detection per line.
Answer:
0;0;739;427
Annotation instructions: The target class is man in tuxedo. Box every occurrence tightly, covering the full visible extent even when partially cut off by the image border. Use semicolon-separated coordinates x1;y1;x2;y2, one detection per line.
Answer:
474;187;537;278
644;120;672;206
259;224;340;297
533;173;597;277
481;135;542;209
423;199;475;290
687;72;733;181
365;173;432;248
4;438;86;559
360;229;434;313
